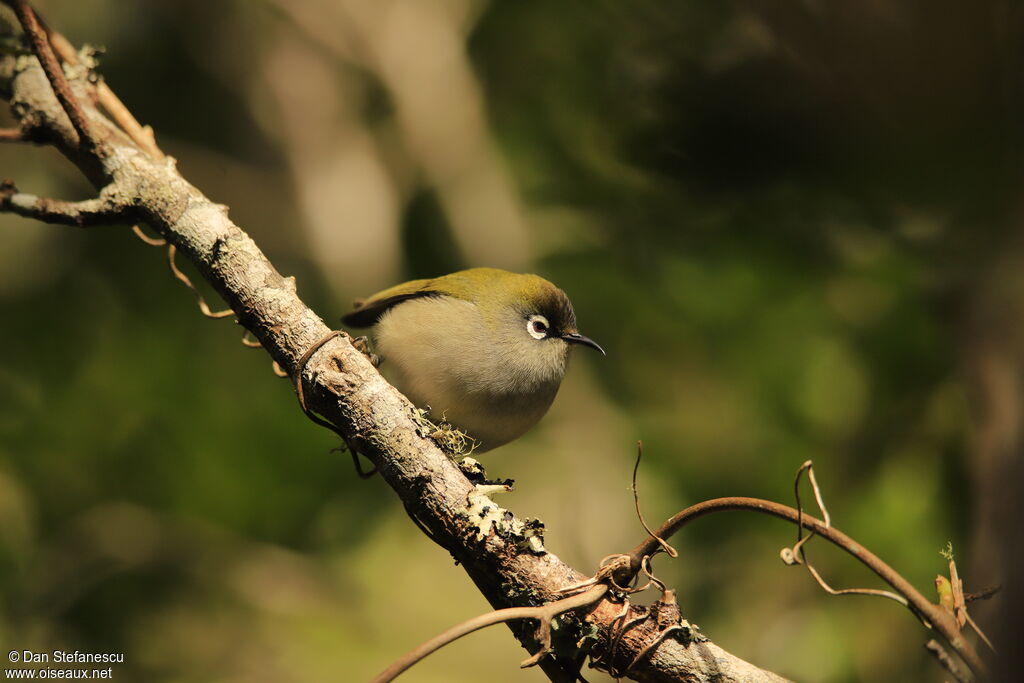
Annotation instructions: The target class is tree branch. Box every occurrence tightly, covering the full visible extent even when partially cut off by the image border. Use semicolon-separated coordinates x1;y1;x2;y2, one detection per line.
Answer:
0;179;129;226
0;9;789;682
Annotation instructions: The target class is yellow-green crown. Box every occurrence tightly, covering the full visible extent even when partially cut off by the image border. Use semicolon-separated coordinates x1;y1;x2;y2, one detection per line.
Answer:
342;267;577;332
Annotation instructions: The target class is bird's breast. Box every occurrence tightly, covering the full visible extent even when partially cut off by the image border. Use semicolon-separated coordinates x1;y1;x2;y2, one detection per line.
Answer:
371;296;567;449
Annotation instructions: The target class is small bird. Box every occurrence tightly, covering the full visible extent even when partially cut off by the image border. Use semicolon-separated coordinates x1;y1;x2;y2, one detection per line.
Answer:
342;267;604;451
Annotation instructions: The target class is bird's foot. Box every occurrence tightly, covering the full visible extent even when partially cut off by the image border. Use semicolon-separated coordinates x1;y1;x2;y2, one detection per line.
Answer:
351;335;380;367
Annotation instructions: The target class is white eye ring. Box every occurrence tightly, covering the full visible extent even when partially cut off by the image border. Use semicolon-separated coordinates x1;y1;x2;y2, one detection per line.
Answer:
526;314;550;340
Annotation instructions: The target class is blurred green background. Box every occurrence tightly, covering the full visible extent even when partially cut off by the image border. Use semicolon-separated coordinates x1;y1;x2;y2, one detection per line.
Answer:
2;1;1021;681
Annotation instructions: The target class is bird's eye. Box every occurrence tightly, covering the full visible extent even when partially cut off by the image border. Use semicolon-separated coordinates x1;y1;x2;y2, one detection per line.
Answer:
527;314;549;340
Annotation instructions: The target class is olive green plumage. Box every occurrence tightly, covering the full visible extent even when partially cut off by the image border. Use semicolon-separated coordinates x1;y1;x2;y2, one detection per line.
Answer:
342;268;576;330
342;267;603;451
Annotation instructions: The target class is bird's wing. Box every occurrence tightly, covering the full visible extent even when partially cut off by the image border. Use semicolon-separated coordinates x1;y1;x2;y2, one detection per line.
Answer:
340;277;444;328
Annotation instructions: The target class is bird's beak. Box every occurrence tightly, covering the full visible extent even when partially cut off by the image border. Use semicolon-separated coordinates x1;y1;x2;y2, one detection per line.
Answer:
561;332;606;355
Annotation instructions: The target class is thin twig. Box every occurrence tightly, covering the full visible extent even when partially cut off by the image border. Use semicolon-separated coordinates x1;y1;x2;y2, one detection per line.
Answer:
606;610;648;678
963;610;995;653
166;245;235;319
0;127;24;142
623;571;687;675
601;599;632;676
632;441;677;559
590;555;685;679
964;585;1001;603
7;0;98;152
623;496;986;677
790;460;827;558
926;639;973;683
371;584;608;683
554;554;630;596
130;224;166;246
626;623;685;675
800;562;909;607
781;463;909;608
292;330;376;479
37;14;164;159
138;219;297;413
240;330;263;348
639;555;667;595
